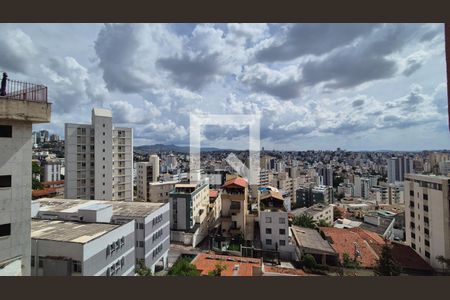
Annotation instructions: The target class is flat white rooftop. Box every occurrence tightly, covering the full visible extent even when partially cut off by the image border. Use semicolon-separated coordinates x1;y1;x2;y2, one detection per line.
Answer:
36;198;165;218
31;219;120;244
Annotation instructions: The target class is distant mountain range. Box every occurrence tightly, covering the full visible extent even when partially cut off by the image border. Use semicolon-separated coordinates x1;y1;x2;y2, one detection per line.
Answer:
134;144;235;154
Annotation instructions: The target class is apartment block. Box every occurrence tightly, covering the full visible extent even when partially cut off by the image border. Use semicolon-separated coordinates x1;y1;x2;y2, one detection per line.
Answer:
148;180;178;203
64;108;133;201
405;174;450;270
136;155;160;202
31;219;135;276
0;78;51;276
33;198;170;273
169;180;209;232
295;185;332;208
388;156;414;183
220;177;248;239
41;159;62;182
258;187;293;259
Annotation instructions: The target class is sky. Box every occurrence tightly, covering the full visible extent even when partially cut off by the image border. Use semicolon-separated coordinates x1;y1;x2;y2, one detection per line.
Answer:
0;23;449;151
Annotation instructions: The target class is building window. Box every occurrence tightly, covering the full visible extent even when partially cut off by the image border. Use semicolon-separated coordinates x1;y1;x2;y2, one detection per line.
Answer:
31;256;35;267
0;125;12;137
425;239;430;247
279;240;286;246
279;228;286;235
0;175;12;188
265;217;272;223
38;258;44;268
0;223;11;237
279;218;286;224
72;261;82;273
409;190;414;196
424;205;429;212
265;239;272;245
425;251;430;258
411;243;416;250
265;228;272;234
423;194;428;200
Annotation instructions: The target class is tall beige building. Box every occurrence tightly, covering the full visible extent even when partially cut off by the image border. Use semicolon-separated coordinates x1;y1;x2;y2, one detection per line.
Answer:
65;108;133;202
0;78;51;275
136;155;160;202
405;174;450;270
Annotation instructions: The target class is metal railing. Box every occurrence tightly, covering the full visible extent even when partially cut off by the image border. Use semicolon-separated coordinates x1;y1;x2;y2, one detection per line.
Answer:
0;78;48;102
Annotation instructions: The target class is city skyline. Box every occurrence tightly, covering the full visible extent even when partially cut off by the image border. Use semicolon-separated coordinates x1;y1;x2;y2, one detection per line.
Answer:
0;23;449;151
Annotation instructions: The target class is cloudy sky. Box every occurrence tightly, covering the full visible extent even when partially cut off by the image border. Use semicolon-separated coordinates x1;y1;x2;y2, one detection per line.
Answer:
1;23;449;151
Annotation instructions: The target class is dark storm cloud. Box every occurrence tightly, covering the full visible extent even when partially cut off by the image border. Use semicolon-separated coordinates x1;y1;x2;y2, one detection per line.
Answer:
300;24;430;89
94;24;150;93
156;53;221;91
255;24;378;62
0;28;36;74
352;99;365;107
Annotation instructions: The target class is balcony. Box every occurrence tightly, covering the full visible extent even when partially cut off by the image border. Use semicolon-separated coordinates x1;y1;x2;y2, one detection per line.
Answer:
0;78;47;102
0;76;51;123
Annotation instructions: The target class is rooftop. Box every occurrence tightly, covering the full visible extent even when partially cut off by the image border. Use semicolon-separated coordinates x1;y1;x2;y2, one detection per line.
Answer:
291;226;336;255
191;253;262;276
223;177;248;189
31;219;120;244
37;198;165;218
92;107;112;118
390;242;434;273
320;227;383;268
290;204;331;217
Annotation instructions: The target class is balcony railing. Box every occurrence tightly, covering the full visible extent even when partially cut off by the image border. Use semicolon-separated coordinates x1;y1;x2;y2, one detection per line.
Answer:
0;78;48;102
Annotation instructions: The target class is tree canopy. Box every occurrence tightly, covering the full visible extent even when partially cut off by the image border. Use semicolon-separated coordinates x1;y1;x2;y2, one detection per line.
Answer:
374;244;401;276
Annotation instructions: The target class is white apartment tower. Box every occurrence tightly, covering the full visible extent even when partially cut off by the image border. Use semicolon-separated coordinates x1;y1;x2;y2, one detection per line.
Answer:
388;156;414;183
65;108;133;202
405;174;450;270
136;155;160;202
0;77;51;275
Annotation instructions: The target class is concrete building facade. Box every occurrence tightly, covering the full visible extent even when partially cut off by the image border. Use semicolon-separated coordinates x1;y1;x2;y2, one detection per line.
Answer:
64;108;133;202
405;174;450;270
136;155;160;202
33;198;170;273
0;85;51;276
31;219;135;276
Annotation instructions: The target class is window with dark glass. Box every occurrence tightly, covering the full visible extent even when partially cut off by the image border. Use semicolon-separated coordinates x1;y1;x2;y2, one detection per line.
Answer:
0;223;11;237
0;125;12;137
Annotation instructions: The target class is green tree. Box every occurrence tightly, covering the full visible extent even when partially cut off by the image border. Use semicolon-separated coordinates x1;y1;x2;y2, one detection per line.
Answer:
32;178;43;190
317;219;330;227
374;244;401;276
32;161;41;176
292;214;316;229
302;254;317;270
436;255;450;273
168;258;200;276
135;259;153;276
342;253;361;269
208;263;227;276
333;206;343;221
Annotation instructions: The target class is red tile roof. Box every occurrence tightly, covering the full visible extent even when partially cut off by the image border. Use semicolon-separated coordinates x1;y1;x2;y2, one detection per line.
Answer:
390;242;434;273
192;253;261;276
320;227;382;268
223;177;248;188
32;188;57;198
209;190;219;199
263;265;308;276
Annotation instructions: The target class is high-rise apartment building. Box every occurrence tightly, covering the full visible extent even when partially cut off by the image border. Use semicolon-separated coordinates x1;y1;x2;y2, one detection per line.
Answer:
64;108;133;201
136;155;160;202
405;174;450;270
388;156;414;183
0;77;51;275
318;164;333;187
